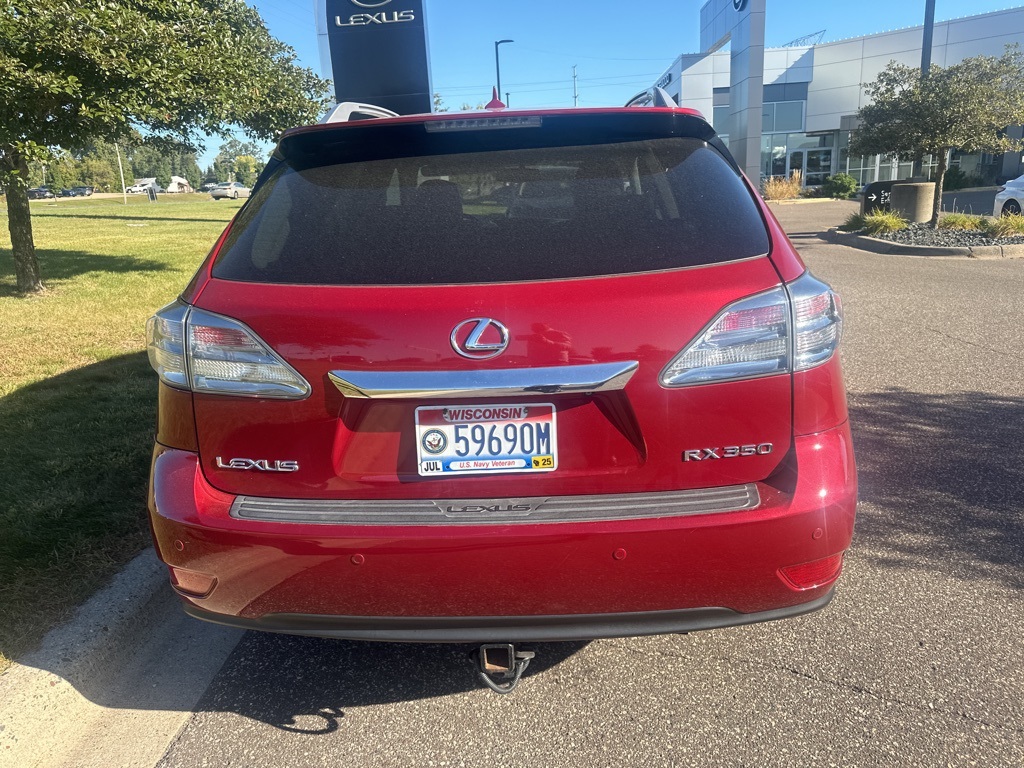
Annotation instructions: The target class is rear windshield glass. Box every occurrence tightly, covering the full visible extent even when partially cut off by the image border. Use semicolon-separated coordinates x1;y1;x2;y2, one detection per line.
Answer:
213;136;769;285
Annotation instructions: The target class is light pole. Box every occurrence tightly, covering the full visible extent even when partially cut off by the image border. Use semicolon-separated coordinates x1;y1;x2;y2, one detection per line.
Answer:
495;39;513;103
913;0;937;179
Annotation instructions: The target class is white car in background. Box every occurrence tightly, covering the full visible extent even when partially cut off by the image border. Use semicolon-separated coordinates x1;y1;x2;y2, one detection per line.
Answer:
210;181;250;200
994;175;1024;216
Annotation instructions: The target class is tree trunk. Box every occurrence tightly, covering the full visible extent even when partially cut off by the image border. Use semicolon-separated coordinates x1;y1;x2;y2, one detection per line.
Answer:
929;149;948;229
1;146;44;293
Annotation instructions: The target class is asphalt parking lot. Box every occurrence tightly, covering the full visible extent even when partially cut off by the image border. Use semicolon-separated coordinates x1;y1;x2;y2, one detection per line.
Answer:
4;198;1022;768
145;200;1024;768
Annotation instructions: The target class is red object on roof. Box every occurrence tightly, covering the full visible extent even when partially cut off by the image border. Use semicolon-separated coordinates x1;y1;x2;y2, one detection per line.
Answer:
484;86;505;110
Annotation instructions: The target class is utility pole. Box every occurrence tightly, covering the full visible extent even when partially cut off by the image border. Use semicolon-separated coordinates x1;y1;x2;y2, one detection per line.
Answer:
115;143;127;206
572;65;579;107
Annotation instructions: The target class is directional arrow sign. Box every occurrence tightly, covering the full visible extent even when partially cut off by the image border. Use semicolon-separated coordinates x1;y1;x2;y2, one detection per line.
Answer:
869;194;878;201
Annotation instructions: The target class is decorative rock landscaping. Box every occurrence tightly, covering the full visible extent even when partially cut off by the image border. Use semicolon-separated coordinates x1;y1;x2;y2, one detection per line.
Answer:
873;223;1024;248
828;227;1024;258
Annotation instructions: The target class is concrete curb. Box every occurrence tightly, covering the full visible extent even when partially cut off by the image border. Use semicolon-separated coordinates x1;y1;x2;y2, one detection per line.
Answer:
4;548;166;685
826;228;1024;259
0;548;166;759
767;197;853;206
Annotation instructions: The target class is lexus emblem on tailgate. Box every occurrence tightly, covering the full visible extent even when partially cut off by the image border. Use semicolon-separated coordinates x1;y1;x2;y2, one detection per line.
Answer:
216;457;300;472
451;318;509;360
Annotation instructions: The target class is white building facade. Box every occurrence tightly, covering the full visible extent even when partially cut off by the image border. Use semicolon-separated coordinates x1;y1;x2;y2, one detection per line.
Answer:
654;6;1024;185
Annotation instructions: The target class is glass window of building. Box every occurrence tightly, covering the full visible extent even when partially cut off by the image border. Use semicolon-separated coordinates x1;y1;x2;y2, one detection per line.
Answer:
774;102;804;133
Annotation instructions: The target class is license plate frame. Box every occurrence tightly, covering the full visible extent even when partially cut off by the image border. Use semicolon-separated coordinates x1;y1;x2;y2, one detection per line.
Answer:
415;403;558;477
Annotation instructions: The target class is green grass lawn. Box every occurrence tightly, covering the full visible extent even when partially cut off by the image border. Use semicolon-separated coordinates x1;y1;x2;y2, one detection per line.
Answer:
0;194;240;672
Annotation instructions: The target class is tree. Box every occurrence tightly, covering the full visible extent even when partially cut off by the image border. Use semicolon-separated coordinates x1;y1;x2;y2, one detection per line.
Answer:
131;145;172;188
233;155;261;187
0;0;331;293
79;156;117;192
851;46;1024;227
218;138;265;162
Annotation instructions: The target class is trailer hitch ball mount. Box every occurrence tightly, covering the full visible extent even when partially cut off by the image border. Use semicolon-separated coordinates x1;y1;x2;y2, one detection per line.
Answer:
474;643;535;694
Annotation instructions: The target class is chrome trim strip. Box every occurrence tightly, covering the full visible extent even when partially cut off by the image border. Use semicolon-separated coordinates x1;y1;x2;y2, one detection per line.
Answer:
328;361;639;399
230;484;760;526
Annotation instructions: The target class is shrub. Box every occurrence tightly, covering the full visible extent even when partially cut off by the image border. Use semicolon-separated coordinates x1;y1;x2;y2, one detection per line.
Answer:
943;166;969;191
839;212;867;232
762;170;802;201
822;172;859;199
938;212;987;231
942;168;984;192
861;210;908;235
985;213;1024;238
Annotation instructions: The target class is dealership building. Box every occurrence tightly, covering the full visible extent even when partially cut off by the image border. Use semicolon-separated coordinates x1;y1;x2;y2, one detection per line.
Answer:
652;4;1024;186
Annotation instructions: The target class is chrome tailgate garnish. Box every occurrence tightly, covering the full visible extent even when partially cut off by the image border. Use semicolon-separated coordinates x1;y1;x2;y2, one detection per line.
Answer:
230;484;760;525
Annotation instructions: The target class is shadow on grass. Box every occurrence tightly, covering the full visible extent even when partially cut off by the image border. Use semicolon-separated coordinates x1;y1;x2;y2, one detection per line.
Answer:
849;389;1024;589
0;353;155;663
1;353;589;720
0;248;169;295
31;213;231;225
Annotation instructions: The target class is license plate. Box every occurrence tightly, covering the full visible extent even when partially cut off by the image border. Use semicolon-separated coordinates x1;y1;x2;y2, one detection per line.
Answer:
415;403;557;476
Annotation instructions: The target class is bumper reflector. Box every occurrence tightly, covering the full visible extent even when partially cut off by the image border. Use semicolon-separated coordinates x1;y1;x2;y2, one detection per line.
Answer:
778;553;844;591
168;566;217;598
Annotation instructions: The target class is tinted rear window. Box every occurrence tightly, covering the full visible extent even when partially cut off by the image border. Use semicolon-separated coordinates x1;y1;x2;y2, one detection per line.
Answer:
213;135;769;285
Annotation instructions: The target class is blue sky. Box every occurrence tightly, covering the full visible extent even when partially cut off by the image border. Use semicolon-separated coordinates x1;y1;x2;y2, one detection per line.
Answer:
207;0;1018;167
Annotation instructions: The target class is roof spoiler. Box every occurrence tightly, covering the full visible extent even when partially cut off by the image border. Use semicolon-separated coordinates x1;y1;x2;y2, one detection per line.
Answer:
624;87;678;108
320;101;400;124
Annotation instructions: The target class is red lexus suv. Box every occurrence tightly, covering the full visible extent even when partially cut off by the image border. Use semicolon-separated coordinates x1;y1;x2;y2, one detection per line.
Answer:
146;98;856;651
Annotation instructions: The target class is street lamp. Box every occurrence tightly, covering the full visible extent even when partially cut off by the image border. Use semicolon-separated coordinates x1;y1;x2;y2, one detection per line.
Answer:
495;39;514;103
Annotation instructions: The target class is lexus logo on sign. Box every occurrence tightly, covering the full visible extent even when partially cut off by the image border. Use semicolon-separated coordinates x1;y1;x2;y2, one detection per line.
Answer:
733;0;748;10
451;318;509;360
351;0;392;6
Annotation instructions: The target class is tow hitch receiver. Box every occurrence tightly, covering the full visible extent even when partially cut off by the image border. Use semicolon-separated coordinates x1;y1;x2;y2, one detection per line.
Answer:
474;644;535;694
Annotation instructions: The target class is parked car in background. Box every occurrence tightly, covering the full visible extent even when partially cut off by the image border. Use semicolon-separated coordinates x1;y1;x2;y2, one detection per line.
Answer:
210;181;250;200
201;182;220;193
994;175;1024;216
146;96;856;676
128;180;164;194
58;186;94;197
27;187;55;199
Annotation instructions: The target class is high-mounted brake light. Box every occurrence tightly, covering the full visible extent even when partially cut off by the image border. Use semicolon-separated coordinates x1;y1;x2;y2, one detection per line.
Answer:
424;116;542;133
660;272;842;387
146;301;310;399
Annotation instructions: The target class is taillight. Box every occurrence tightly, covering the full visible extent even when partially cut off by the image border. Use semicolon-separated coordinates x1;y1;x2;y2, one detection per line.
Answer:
660;287;790;386
789;272;843;371
146;302;189;389
660;272;842;387
146;300;310;399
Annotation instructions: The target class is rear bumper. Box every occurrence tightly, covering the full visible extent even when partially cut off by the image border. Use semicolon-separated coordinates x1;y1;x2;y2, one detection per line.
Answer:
182;590;834;643
148;422;856;641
